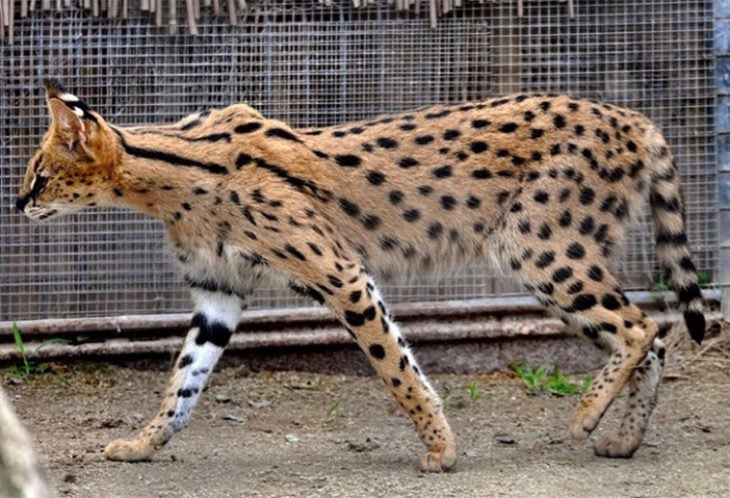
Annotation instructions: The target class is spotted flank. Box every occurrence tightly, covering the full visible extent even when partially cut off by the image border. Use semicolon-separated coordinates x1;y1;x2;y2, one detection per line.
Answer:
16;81;705;471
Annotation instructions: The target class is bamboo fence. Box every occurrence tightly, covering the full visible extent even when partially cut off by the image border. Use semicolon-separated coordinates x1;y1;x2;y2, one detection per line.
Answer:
0;0;575;42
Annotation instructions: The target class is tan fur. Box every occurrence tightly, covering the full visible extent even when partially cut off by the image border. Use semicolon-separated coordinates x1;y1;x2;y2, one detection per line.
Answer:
17;83;704;470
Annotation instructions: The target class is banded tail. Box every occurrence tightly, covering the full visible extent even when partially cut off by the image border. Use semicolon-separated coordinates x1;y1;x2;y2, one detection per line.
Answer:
647;134;705;344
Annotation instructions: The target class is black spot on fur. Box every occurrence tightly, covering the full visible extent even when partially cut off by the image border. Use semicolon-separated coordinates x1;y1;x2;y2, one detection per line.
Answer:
377;137;399;149
236;153;253;169
389;190;404;205
192;313;233;348
380;236;398;251
327;275;344;288
266;128;302;142
234;122;262;134
533;191;549;204
369;344;386;360
538;223;552;240
601;294;623;310
472;168;492;180
443;129;461;140
399;157;420;169
559;210;572;227
552;267;573;283
579;187;595;205
440;195;456;210
362;214;381;230
567;281;584;295
339;198;360;217
499;122;519;133
587;265;604;282
366;170;386;185
432;165;452;178
579;216;595;235
335;154;362;168
285;245;307;261
427;222;443;239
403;209;421;222
470;141;488;153
535;251;556;269
570;294;598;312
345;310;365;327
566;242;586;260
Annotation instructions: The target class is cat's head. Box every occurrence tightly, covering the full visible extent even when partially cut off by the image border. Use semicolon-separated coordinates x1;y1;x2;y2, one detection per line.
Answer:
16;80;118;221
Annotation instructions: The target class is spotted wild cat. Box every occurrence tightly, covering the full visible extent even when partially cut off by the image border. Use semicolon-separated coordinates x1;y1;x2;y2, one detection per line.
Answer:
16;80;704;471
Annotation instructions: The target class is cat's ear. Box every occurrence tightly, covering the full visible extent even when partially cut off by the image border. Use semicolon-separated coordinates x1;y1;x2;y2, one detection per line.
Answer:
45;80;98;151
48;99;87;149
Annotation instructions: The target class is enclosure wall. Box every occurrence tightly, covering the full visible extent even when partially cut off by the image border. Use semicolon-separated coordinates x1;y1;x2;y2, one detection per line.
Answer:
0;0;717;322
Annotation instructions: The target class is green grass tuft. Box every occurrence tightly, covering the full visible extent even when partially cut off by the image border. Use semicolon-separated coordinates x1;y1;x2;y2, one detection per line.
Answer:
324;400;340;428
511;362;591;397
10;322;69;384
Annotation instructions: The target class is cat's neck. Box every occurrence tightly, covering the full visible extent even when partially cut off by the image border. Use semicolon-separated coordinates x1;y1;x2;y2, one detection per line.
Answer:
109;125;229;223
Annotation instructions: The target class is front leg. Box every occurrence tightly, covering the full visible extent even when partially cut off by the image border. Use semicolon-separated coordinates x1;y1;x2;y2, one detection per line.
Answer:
105;289;243;461
333;271;456;471
284;251;456;471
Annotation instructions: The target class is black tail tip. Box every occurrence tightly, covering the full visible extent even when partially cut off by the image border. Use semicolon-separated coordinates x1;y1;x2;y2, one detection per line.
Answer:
683;310;705;344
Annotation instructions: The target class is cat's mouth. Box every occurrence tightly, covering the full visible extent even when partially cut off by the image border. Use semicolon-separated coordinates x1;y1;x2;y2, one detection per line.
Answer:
19;203;82;222
23;205;61;222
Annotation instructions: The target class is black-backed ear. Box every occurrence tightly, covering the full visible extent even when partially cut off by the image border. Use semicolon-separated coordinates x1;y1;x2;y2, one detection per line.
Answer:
48;99;87;150
45;80;99;151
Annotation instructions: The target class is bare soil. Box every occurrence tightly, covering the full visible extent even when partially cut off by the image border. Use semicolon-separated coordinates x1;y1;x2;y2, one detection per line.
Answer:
3;351;729;498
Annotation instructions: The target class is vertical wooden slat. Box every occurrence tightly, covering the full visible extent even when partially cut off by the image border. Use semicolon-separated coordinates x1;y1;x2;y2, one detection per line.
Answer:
228;0;237;27
169;0;178;34
186;0;198;35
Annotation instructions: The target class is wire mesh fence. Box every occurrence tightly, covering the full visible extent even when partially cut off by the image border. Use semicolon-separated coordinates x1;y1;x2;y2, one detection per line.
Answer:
0;0;717;322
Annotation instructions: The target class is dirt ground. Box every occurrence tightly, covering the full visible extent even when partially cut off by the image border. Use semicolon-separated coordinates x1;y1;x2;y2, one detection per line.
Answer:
3;347;729;498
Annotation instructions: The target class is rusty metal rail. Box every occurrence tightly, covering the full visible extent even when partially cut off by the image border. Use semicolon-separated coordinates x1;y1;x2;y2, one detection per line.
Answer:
0;291;721;363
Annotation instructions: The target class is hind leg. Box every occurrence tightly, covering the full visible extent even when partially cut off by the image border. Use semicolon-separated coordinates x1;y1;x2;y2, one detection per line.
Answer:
594;337;665;457
563;295;658;442
272;223;455;472
495;223;656;449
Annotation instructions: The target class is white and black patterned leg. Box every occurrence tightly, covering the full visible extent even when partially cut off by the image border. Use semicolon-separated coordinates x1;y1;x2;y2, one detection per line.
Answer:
105;289;242;461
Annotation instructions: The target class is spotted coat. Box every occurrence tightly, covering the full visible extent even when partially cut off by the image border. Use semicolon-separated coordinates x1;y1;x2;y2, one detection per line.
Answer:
16;81;705;471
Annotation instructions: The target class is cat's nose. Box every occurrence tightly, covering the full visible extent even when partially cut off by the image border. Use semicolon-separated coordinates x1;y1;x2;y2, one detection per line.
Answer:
15;195;29;212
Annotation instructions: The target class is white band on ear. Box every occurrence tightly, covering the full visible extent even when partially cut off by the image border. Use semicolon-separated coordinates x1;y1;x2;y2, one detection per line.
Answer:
58;92;81;103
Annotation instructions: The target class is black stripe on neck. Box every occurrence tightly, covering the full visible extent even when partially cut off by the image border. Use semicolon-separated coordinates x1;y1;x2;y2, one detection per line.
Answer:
112;128;229;175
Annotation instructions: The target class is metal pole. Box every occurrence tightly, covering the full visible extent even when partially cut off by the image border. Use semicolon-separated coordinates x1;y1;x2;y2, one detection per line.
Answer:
715;0;730;321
